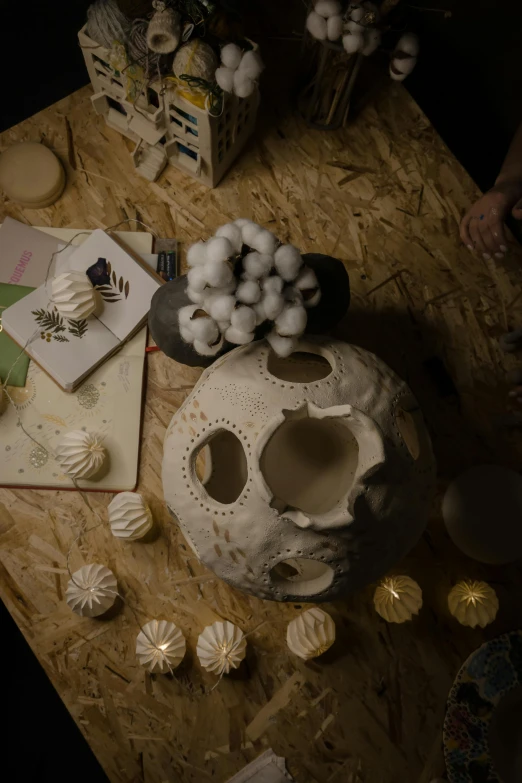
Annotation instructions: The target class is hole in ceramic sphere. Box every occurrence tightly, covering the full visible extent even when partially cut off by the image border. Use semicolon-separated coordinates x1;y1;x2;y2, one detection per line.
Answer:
270;558;334;596
395;407;421;460
267;351;332;383
261;417;359;514
194;430;247;504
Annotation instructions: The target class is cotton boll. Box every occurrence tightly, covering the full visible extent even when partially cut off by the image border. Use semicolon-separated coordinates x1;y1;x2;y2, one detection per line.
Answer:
221;43;242;70
347;3;365;22
253;301;266;325
231;305;256;333
361;28;381;56
295;266;319;291
187;287;205;304
217;320;230;332
187;265;208;293
203;259;234;288
306;11;327;40
225;326;254;345
180;324;195;344
315;0;341;18
215;223;243;253
178;304;199;327
206;236;234;263
262;275;284;294
250;229;277;256
194;336;224;357
263;292;284;320
346;19;366;34
189;315;220;344
243;252;273;280
241;222;262;247
215;66;235;93
283;285;304;305
327;15;343;41
397;32;419;57
234;218;252;229
275;304;307;337
236;280;261;304
187;241;208;267
238;50;264;80
342;32;364;53
234;69;255;98
267;330;297;358
363;1;380;21
391;54;417;76
274;244;303;282
206;293;236;322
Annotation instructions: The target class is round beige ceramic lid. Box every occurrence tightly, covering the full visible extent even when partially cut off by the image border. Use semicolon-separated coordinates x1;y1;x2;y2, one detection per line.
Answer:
0;142;65;208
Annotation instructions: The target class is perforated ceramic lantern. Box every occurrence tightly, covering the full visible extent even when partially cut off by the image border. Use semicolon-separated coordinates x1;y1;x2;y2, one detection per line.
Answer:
163;337;436;602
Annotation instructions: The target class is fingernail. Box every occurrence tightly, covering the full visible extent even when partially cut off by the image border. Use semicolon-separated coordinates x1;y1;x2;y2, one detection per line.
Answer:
495;252;504;259
466;244;473;250
483;253;491;260
500;245;507;252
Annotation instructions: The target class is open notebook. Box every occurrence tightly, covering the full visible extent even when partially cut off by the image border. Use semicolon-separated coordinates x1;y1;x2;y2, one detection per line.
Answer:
0;227;153;492
2;229;161;392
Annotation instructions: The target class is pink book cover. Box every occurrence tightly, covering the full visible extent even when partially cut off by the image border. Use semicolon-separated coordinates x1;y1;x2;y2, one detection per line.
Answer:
0;216;61;287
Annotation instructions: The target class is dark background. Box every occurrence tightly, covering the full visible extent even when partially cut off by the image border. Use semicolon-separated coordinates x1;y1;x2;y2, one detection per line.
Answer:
1;1;521;780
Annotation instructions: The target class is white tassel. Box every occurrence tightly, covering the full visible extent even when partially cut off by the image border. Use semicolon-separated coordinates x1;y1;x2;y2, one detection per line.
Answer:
187;241;208;267
275;304;307;337
216;66;235;93
267;331;297;358
231;305;256;333
236;280;261;304
274;244;303;282
221;43;243;69
215;223;243;253
306;11;327;40
243;252;273;280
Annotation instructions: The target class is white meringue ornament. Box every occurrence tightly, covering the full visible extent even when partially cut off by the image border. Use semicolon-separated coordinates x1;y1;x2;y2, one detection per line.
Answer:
196;620;247;675
66;564;118;617
51;271;97;320
56;430;106;480
287;608;336;660
107;492;153;541
136;620;186;673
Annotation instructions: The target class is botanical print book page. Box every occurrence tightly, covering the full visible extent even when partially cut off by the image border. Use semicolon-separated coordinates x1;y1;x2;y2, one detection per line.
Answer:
0;331;146;490
0;227;152;491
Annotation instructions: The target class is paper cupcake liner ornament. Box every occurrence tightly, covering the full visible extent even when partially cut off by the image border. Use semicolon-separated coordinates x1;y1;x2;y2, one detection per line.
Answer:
373;575;423;623
196;621;247;675
56;430;106;480
51;271;98;321
107;492;153;540
66;564;118;617
136;620;186;674
448;580;499;628
287;608;335;660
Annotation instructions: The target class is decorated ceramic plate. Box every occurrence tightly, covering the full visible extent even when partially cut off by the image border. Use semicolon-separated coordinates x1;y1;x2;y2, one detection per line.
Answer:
444;630;522;783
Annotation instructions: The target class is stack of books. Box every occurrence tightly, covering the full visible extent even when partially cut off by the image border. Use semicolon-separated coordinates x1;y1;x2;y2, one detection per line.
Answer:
0;218;161;491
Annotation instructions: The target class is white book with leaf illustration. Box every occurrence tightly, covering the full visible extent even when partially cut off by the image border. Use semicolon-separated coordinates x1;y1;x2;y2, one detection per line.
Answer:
2;229;161;392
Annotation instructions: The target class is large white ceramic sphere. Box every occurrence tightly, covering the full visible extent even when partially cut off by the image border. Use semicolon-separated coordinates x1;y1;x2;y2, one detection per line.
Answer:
163;337;435;602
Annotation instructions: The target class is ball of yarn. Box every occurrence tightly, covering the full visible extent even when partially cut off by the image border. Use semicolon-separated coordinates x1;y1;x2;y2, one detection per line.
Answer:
87;0;132;49
173;40;218;82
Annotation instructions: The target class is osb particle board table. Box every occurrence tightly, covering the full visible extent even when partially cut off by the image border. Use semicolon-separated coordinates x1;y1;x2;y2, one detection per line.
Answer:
1;84;522;783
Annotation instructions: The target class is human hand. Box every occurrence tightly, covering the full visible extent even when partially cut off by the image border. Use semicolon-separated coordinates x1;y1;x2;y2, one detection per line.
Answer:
460;179;522;259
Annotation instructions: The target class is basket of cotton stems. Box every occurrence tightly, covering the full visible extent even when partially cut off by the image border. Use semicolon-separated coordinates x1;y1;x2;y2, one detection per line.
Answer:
149;221;350;368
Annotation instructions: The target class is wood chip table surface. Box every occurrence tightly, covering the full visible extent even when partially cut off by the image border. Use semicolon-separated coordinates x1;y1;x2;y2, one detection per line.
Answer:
1;84;522;783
